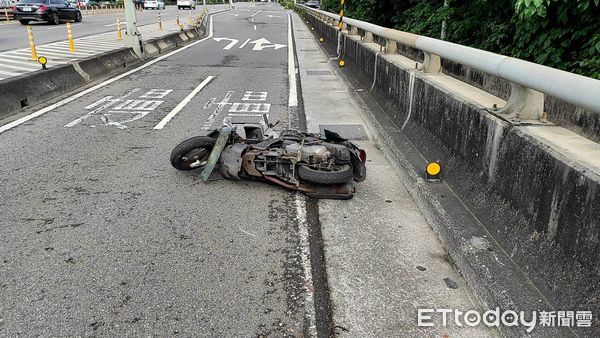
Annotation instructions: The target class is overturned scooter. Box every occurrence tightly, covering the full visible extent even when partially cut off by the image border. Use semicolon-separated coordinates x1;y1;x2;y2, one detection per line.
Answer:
170;117;367;199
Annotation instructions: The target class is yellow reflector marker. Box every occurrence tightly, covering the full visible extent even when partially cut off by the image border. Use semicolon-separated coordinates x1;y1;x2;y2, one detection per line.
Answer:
339;60;345;67
427;162;440;176
319;37;324;42
426;162;441;181
37;56;47;65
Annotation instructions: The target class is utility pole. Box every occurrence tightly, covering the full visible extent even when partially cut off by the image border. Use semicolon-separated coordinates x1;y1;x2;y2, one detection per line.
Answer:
440;0;449;40
124;0;144;59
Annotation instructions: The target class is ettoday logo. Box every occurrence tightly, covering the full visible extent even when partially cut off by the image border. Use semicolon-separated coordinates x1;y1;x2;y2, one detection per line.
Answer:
417;308;593;333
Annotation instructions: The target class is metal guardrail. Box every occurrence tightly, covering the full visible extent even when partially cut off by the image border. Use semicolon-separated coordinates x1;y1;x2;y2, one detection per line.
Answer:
300;5;600;119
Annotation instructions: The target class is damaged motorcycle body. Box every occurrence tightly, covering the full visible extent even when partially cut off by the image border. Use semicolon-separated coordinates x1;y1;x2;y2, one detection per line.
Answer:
170;121;367;199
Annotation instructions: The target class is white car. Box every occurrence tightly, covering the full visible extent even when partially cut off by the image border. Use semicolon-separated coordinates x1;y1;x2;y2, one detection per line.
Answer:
144;0;165;9
177;0;194;10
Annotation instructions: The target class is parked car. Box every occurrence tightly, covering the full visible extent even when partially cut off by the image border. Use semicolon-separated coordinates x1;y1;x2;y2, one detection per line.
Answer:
144;0;164;10
176;0;194;10
305;0;319;9
13;0;82;25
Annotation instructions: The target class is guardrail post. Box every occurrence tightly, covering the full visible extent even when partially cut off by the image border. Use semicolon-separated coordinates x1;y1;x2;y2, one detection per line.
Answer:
349;26;358;35
422;52;441;73
385;39;397;54
363;32;373;42
497;83;544;121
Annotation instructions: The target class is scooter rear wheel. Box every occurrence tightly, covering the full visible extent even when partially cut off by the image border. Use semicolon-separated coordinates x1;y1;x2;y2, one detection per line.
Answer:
298;164;354;185
170;136;216;171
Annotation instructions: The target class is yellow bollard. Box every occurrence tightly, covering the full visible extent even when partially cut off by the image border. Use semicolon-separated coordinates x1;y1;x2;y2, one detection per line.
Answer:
5;8;10;23
158;12;162;30
66;22;75;52
27;26;38;60
176;11;179;26
116;17;122;40
188;11;192;24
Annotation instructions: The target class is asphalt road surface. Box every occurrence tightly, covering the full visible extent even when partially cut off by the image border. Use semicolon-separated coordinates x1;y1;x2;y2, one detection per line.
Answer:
0;5;209;52
0;3;314;336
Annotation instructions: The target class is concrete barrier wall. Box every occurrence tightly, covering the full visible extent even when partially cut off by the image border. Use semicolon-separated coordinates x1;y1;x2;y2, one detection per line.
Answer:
306;13;599;333
0;21;209;121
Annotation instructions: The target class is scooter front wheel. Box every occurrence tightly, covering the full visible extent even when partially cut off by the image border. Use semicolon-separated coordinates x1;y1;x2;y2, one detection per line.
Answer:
170;136;216;171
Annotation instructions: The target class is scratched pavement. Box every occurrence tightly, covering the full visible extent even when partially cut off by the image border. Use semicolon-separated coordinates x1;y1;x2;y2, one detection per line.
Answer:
0;3;311;336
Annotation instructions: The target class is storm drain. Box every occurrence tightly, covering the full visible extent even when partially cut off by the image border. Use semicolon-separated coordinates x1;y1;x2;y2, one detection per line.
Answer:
306;70;333;76
319;124;369;140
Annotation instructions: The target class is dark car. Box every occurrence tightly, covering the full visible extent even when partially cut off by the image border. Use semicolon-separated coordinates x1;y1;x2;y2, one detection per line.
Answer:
13;0;82;25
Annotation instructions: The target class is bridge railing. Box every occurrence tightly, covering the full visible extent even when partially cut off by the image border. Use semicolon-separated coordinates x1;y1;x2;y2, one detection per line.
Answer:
299;5;600;121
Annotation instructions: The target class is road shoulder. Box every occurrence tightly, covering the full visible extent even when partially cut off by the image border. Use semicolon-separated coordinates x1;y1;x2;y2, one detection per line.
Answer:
291;12;496;337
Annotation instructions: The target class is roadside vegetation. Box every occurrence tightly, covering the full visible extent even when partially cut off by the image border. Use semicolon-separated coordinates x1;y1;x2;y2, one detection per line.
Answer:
317;0;600;79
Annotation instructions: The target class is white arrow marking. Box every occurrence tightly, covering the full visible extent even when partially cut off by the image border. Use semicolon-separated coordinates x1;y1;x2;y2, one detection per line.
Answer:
266;15;280;18
213;37;239;50
250;38;286;51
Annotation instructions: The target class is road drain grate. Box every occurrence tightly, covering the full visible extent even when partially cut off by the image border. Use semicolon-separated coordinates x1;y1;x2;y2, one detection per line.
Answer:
319;124;369;140
306;70;333;75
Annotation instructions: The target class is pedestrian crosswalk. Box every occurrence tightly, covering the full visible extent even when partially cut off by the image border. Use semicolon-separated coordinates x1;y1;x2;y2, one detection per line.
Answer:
0;32;126;81
0;16;191;81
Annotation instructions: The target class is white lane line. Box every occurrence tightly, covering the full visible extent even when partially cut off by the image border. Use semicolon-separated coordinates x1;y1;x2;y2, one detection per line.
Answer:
253;24;256;31
0;62;32;71
0;69;20;76
0;14;221;135
10;50;76;61
104;21;126;27
37;47;97;56
249;10;261;18
153;76;215;130
239;38;250;49
0;57;36;66
47;23;82;30
287;13;298;107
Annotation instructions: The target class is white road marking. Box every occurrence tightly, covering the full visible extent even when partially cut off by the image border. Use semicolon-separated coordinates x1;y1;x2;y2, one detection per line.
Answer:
0;14;221;135
153;76;215;130
0;62;31;72
140;89;173;99
229;103;271;113
250;38;285;51
293;193;317;337
249;10;261;18
202;90;233;130
47;23;82;30
213;37;239;50
239;38;251;49
65;88;141;127
104;21;127;27
0;69;20;76
287;13;298;107
101;110;151;129
242;91;267;101
112;99;164;111
253;25;256;31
